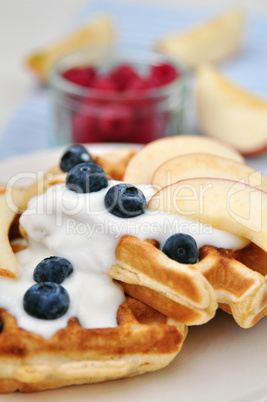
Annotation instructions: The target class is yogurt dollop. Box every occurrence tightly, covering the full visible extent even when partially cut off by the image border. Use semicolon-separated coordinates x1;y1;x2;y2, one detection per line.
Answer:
20;181;247;272
2;181;248;338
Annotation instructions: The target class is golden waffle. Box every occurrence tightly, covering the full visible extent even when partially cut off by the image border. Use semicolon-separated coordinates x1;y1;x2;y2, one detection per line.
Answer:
198;243;267;328
108;235;267;328
0;296;186;393
108;235;218;326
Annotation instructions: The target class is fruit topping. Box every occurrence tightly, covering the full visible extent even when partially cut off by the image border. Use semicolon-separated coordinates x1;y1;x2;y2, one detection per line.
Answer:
92;77;117;91
109;64;139;91
72;109;99;144
62;62;179;91
66;162;108;193
62;66;96;87
33;256;73;284
150;63;179;86
97;104;133;141
0;316;3;333
104;183;147;218
60;144;93;172
61;61;180;144
127;76;151;91
23;283;70;320
162;233;199;264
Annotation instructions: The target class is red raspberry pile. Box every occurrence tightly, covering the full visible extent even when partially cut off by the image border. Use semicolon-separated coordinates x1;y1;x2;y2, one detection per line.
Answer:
61;63;179;143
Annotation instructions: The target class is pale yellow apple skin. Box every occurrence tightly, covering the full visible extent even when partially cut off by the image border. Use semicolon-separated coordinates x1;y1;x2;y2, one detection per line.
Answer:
197;64;267;156
123;135;244;185
152;153;267;191
27;16;115;82
148;178;267;253
0;187;19;278
156;9;243;68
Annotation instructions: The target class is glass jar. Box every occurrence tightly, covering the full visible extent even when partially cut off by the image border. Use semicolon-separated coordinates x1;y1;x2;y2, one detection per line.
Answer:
48;46;188;145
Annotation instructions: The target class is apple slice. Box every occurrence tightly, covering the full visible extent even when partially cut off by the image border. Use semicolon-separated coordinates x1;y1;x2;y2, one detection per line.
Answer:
152;153;267;191
123;135;244;185
12;164;62;211
0;186;19;278
27;15;115;82
156;9;243;68
197;64;267;156
148;178;267;253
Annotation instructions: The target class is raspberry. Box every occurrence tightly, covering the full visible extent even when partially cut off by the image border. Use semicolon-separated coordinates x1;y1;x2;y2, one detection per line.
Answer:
127;76;151;91
150;63;179;86
133;112;157;143
97;104;133;141
92;77;116;91
72;105;99;143
132;103;168;144
62;66;96;87
110;64;139;91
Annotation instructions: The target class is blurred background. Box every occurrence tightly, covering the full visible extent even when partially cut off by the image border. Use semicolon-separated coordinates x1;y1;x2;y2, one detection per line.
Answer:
1;0;267;160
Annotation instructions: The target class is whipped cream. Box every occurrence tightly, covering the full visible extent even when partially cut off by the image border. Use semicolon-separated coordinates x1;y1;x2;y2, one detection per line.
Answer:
1;181;248;338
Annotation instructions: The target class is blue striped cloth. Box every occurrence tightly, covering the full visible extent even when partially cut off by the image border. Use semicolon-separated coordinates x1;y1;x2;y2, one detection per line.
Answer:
1;1;267;161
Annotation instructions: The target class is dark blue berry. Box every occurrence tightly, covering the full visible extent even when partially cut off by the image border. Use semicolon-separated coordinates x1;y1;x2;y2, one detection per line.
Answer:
104;183;146;218
60;144;93;172
162;233;199;264
66;162;108;193
23;283;70;320
0;316;3;333
33;256;73;284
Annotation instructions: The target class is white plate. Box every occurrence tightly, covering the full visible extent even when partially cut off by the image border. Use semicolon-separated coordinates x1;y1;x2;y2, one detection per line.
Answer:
0;144;266;402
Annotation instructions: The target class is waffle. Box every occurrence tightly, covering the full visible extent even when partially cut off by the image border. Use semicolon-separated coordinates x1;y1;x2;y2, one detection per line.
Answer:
108;236;218;326
0;295;186;393
199;243;267;328
0;146;189;393
109;235;267;328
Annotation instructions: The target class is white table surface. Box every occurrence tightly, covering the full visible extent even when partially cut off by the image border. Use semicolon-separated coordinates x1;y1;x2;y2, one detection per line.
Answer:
1;0;267;136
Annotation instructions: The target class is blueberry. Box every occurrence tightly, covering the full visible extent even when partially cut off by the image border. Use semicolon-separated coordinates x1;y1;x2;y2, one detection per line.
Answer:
66;163;108;193
162;233;199;264
104;183;146;218
60;144;93;172
23;283;70;320
33;256;73;284
0;316;3;333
